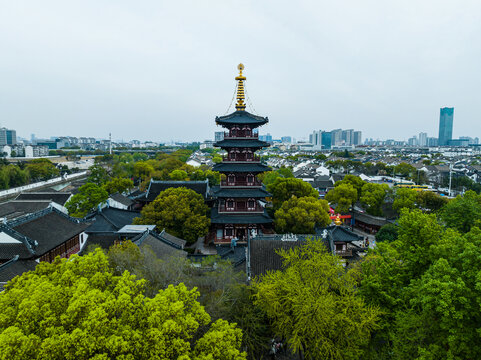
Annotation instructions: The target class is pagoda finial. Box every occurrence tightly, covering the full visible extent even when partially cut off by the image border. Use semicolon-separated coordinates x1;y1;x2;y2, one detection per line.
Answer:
235;63;246;111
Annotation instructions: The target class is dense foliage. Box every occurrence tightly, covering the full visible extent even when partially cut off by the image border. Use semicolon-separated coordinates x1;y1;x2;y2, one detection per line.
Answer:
65;183;109;217
274;196;331;234
254;241;380;359
266;177;319;210
0;249;246;360
134;187;210;244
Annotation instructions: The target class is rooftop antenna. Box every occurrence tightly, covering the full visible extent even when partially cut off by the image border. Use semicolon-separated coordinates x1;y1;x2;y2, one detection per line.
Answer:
109;133;112;155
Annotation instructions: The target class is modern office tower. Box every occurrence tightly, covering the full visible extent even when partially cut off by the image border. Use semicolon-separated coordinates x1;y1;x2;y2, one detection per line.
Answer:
427;137;438;146
281;136;292;143
408;136;418;146
0;128;17;145
438;107;454;146
215;131;224;142
418;132;428;147
259;133;273;143
331;129;342;146
321;131;332;149
341;129;354;146
353;131;362;146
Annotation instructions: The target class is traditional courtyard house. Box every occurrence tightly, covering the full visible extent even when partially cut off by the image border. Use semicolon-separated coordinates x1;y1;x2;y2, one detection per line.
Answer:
0;200;54;221
107;192;135;210
134;179;211;209
208;64;273;244
0;207;91;287
15;191;72;208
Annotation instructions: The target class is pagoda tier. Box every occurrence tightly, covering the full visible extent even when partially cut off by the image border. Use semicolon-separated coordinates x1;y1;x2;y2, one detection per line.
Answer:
208;64;273;244
215;110;268;128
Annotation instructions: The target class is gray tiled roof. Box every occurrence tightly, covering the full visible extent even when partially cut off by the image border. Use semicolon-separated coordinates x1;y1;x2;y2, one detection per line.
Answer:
145;180;209;201
15;192;72;206
215;110;268;127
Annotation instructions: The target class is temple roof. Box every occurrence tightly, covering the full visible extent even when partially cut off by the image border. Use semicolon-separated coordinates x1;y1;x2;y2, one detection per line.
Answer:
215;110;268;127
212;162;270;173
210;207;273;224
212;186;271;198
214;138;269;148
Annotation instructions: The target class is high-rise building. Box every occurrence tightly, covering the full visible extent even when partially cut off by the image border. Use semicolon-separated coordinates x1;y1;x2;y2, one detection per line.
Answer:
321;132;332;149
418;132;428;147
259;133;272;143
353;131;362;146
331;129;342;146
438;107;454;146
427;137;438;147
281;136;292;143
341;129;354;146
0;128;17;145
214;131;224;142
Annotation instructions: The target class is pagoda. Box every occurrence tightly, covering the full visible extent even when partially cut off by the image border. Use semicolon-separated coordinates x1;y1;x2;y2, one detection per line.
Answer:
209;64;273;243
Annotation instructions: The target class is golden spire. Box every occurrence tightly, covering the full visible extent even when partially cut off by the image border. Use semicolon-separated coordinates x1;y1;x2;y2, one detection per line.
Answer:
235;63;246;111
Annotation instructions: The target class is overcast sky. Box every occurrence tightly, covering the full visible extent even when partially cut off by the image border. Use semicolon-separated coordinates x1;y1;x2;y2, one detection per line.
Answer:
1;0;480;143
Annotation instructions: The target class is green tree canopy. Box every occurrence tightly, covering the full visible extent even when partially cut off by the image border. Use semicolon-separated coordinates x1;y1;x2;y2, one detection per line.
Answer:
266;177;318;210
274;196;331;234
325;183;357;213
65;183;109;217
133;161;154;180
392;187;417;213
416;190;448;213
134;187;210;244
335;175;366;199
0;249;246;360
169;169;189;180
87;164;110;185
360;183;389;216
375;223;399;242
253;241;380;359
25;159;59;181
439;190;481;233
102;177;134;195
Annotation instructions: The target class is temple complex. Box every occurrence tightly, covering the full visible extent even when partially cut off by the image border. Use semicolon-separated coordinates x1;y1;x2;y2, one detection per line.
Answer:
209;64;273;243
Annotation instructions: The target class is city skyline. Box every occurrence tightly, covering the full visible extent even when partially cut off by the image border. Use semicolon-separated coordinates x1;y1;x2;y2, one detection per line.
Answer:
1;1;481;142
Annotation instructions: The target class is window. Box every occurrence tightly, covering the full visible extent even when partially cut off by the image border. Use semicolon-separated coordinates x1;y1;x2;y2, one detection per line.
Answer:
247;174;254;185
228;174;236;185
226;199;235;210
247;199;256;210
225;226;233;237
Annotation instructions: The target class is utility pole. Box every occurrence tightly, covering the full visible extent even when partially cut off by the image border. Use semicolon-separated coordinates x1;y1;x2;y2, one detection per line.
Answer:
448;163;452;197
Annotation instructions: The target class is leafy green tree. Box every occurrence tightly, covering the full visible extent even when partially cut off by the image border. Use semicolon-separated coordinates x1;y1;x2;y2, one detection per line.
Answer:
3;164;29;187
274;196;330;234
267;177;318;210
65;183;109;217
87;164;110;185
169;169;189;180
416;190;448;213
134;187;210;244
25;158;59;181
0;249;246;360
392;187;417;213
439;190;481;233
360;183;389;216
336;174;366;199
102;177;134;195
212;155;222;163
133;161;154;180
394;162;415;178
375;223;399;242
253;241;380;360
325;183;357;213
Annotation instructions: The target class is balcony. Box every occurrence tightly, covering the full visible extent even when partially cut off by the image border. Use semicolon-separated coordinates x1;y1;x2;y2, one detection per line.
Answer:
224;131;258;139
220;179;262;187
335;250;353;257
222;155;261;162
218;203;264;214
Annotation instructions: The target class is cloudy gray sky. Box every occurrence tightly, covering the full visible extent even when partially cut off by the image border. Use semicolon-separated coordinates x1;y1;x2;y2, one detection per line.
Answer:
1;0;480;143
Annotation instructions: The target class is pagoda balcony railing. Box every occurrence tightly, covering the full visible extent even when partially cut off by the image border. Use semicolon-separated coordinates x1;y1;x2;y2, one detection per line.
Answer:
218;204;264;213
335;249;353;257
222;155;261;162
220;179;262;187
224;131;258;139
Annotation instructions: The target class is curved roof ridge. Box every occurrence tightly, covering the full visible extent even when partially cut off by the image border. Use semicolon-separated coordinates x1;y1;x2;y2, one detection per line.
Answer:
216;110;267;122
